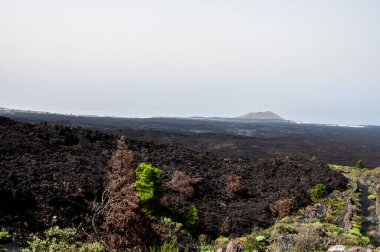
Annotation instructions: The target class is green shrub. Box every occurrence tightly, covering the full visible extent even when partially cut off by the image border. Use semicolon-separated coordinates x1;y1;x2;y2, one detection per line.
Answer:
311;154;318;161
325;198;346;211
356;160;365;169
351;192;361;203
271;222;294;233
134;163;166;219
356;236;370;245
197;234;214;252
311;183;327;202
160;217;183;230
135;163;165;201
215;236;229;244
255;235;266;241
348;227;361;237
323;223;344;237
344;227;371;246
0;230;11;244
21;226;104;252
345;217;371;246
149;237;180;252
368;194;376;200
199;243;214;252
80;242;105;252
244;235;267;252
185;204;199;230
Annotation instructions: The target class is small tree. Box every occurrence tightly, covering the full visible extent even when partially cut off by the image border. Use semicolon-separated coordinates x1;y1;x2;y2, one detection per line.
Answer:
311;183;327;202
90;139;156;250
185;204;199;231
311;154;318;161
135;163;165;201
356;159;365;169
135;163;165;219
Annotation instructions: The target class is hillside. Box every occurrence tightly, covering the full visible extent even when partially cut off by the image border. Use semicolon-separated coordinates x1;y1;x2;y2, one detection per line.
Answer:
222;164;380;251
0;116;348;250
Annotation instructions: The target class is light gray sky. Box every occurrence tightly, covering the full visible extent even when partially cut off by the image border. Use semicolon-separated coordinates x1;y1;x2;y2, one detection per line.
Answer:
1;0;379;125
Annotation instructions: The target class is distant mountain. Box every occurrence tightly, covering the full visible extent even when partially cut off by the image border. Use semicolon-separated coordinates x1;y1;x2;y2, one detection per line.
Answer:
238;111;284;120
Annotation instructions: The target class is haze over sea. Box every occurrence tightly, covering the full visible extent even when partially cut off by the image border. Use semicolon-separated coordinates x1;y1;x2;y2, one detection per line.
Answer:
1;1;379;125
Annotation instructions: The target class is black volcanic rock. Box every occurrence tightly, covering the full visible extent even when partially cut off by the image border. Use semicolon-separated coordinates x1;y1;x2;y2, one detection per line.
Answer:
130;145;347;237
0;116;347;241
0;117;116;237
2;108;380;168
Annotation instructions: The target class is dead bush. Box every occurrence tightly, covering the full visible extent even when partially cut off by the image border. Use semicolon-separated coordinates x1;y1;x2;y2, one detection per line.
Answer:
89;136;156;251
292;223;325;252
270;198;295;216
107;136;134;180
225;174;247;199
168;171;203;199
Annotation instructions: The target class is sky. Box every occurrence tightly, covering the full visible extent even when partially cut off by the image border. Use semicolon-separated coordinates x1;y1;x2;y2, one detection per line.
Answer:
1;0;379;125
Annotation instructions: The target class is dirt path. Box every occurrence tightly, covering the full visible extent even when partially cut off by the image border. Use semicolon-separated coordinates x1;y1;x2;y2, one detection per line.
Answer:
358;182;379;246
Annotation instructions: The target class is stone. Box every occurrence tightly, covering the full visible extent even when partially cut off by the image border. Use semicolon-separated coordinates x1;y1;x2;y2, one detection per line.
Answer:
367;244;374;252
328;245;347;252
226;241;242;252
348;246;367;252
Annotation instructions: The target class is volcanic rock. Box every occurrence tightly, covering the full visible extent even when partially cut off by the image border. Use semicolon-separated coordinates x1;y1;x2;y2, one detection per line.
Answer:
0;116;347;240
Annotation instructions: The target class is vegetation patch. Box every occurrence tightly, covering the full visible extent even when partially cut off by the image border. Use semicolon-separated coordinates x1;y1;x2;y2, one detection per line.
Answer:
356;159;365;169
21;226;104;252
135;163;166;219
135;163;165;202
215;236;229;243
311;183;327;202
185;205;199;232
0;230;11;244
324;197;346;211
368;194;376;200
149;237;180;252
198;235;214;252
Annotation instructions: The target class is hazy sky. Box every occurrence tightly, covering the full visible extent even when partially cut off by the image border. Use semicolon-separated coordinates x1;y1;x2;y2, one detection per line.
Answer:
1;0;379;125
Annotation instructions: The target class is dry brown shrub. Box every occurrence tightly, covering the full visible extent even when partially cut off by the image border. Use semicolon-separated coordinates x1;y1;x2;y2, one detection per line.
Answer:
89;136;156;251
225;174;247;199
168;171;203;199
292;224;324;252
269;198;295;216
226;240;243;252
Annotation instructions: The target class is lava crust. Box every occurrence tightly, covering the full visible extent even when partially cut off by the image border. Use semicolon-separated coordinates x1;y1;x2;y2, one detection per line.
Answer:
0;116;347;240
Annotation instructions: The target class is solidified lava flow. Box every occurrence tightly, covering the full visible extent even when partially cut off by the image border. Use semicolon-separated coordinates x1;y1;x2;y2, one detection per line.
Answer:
0;116;347;241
